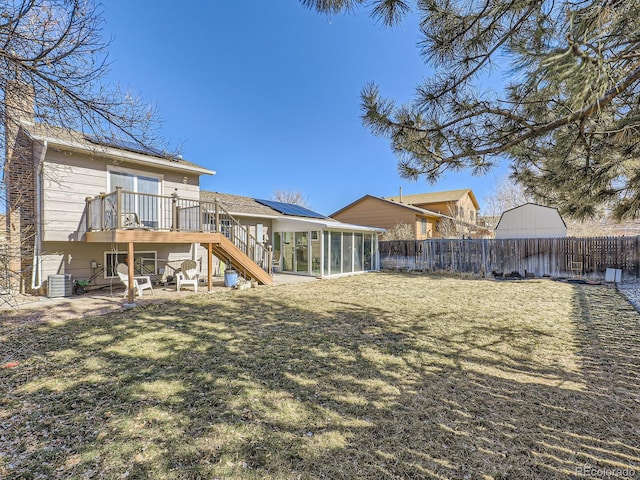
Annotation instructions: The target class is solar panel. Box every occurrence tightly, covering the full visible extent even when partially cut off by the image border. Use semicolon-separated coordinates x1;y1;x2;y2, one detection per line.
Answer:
255;199;328;219
84;134;170;158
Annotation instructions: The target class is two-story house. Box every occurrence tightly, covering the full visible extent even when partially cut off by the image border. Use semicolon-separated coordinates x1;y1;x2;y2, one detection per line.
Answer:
331;195;447;240
332;189;490;239
3;83;273;301
384;189;480;225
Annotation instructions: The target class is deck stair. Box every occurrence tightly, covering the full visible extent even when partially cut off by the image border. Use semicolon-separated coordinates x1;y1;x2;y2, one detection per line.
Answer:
208;234;273;286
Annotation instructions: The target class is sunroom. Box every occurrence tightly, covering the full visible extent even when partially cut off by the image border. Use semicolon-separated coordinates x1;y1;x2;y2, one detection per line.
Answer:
271;217;383;278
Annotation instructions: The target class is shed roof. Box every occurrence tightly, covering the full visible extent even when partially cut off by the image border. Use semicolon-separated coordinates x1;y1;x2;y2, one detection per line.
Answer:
495;203;567;230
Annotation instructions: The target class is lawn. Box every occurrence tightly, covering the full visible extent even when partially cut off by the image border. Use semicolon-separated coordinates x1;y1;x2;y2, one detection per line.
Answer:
1;273;639;479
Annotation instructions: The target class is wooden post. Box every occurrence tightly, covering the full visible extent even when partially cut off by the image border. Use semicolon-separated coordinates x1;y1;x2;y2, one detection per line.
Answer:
85;197;92;232
99;193;105;230
116;187;123;229
127;241;134;303
207;242;213;291
171;192;178;231
267;245;273;276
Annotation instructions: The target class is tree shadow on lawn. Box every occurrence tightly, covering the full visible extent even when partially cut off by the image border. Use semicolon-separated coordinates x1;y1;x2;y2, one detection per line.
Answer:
1;280;639;479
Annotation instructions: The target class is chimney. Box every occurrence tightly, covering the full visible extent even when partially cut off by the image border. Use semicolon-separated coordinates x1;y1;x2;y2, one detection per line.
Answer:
5;79;35;124
399;186;403;203
5;79;35;167
4;79;37;293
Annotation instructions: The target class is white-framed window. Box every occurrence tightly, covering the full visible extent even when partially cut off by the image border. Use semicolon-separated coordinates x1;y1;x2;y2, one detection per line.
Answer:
420;218;427;235
104;250;157;278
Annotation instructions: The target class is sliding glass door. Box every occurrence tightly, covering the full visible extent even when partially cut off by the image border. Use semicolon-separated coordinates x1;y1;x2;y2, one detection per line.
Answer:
108;170;161;228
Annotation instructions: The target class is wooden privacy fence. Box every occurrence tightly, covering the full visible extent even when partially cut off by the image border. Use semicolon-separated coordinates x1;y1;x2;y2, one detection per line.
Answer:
379;237;640;279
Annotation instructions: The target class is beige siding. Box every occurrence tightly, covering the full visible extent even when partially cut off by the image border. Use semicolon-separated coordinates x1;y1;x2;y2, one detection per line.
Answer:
332;197;418;233
414;200;451;216
415;215;438;240
40;241;194;290
413;193;478;223
456;194;478;223
332;197;449;239
232;217;273;244
42;149;201;241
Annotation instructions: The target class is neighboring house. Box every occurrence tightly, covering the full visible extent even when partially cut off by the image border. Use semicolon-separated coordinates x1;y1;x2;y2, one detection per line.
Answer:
495;203;567;239
3;85;273;297
385;188;480;225
331;194;446;240
331;190;491;239
199;192;383;278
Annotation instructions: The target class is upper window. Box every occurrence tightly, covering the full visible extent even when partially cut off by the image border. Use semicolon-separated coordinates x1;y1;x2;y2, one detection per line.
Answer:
108;169;162;228
109;170;161;195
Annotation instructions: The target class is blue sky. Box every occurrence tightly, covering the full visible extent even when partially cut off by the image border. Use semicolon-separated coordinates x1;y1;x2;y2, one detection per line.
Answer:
100;1;507;215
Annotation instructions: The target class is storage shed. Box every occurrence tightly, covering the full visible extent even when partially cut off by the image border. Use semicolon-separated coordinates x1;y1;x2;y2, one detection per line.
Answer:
495;203;567;239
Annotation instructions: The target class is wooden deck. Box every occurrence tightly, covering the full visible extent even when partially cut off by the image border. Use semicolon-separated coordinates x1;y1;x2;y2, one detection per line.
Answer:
85;230;227;244
85;190;273;302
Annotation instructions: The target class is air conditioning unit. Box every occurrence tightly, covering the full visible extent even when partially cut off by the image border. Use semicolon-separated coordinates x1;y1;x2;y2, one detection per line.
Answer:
47;274;73;298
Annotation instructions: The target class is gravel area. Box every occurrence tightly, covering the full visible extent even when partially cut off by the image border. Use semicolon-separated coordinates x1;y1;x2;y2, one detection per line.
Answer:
617;280;640;312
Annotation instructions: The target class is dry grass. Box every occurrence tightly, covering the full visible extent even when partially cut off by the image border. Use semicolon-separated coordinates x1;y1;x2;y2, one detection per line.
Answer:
1;273;639;479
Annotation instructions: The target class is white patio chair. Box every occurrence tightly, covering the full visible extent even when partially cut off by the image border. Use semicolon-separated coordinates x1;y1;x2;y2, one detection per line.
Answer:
116;263;153;298
176;260;199;292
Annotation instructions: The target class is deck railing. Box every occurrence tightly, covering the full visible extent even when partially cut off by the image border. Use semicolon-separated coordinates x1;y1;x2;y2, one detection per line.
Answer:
86;188;271;273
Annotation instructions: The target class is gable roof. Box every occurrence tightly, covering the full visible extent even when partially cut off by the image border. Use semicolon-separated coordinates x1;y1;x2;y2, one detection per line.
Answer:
199;191;279;217
330;194;447;219
384;189;479;210
22;122;214;176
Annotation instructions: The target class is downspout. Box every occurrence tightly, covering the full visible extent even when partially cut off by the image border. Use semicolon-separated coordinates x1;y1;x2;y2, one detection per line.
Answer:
31;140;47;290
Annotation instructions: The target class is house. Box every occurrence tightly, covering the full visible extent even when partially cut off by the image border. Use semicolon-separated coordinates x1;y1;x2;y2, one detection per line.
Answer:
384;188;480;226
494;203;567;239
3;84;381;299
331;195;445;240
331;190;490;239
199;192;383;278
3;83;273;300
